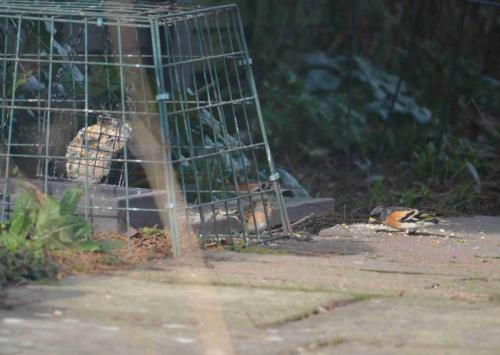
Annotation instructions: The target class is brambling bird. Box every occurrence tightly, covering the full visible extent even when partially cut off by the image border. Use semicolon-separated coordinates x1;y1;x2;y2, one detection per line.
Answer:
243;196;273;234
228;196;272;234
368;206;439;235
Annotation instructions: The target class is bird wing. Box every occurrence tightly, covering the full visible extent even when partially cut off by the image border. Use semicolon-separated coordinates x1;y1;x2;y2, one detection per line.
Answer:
415;211;438;223
400;209;421;223
384;210;418;229
386;208;439;230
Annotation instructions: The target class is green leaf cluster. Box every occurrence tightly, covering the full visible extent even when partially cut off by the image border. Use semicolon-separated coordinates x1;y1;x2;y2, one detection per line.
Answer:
1;186;90;253
0;186;93;290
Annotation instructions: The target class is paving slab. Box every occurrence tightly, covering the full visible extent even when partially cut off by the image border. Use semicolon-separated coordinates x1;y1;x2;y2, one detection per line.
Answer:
1;216;500;354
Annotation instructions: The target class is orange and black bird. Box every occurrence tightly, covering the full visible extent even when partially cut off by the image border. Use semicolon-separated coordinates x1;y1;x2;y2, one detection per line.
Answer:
243;196;273;234
368;206;439;235
228;195;273;234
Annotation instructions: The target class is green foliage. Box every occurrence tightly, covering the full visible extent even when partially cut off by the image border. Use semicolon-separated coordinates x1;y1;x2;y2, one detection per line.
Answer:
0;186;97;290
0;246;58;289
140;226;164;237
1;186;90;253
78;239;124;253
411;138;489;190
262;53;432;162
263;64;355;161
4;188;39;250
369;178;478;214
438;184;477;214
304;53;431;123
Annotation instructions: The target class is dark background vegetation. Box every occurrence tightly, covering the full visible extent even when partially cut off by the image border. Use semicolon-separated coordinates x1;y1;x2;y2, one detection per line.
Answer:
195;0;500;215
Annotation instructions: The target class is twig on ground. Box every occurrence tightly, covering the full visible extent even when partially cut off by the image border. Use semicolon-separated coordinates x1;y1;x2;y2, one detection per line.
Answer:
290;213;315;229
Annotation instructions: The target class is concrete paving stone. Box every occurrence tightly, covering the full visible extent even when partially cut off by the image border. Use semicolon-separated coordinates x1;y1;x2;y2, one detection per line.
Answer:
1;216;499;354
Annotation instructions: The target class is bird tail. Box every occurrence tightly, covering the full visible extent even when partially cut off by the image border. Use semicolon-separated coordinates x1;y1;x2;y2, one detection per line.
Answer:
418;213;439;224
419;213;454;225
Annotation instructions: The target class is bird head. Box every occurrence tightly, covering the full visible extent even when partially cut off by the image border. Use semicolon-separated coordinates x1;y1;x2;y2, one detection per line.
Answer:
368;205;386;224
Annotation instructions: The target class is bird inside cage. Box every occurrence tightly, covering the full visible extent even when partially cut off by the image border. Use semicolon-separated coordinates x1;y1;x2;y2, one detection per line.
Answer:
65;114;131;184
243;195;273;234
225;193;273;235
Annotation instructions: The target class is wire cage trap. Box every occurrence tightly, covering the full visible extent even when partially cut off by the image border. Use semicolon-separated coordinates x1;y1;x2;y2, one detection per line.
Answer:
0;0;291;255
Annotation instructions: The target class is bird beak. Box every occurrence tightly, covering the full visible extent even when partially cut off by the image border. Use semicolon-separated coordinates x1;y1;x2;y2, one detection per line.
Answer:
368;217;377;224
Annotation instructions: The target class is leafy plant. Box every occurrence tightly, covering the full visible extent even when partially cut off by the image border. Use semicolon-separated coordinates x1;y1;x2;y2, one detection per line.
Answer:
304;52;432;124
411;137;490;190
1;185;90;253
0;246;58;290
262;53;433;163
140;226;164;237
0;185;97;290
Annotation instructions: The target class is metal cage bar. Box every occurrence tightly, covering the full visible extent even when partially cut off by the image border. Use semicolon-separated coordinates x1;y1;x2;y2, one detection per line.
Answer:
0;1;291;254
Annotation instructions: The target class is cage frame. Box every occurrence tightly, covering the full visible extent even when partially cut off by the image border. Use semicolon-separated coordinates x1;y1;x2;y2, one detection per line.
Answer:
0;0;291;256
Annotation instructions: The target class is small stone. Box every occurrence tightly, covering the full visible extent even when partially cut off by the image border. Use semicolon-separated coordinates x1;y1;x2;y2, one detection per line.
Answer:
53;310;63;317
